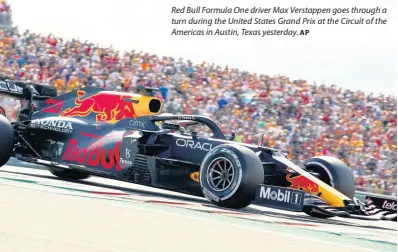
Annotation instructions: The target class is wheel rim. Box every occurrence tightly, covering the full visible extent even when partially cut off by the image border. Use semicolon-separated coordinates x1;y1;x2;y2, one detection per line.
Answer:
206;157;235;192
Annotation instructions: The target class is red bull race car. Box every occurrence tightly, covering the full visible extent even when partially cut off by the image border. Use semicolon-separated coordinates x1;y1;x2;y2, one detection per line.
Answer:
0;78;396;221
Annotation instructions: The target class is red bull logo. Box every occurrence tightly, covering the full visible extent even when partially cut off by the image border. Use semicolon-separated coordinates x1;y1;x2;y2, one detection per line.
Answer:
60;90;137;123
62;138;122;171
286;174;319;194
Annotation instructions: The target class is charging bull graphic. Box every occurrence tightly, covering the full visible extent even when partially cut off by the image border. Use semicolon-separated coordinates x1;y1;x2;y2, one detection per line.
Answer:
60;90;137;123
286;174;319;194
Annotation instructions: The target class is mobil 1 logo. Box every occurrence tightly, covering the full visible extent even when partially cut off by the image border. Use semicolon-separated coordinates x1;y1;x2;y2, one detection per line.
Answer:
255;185;305;212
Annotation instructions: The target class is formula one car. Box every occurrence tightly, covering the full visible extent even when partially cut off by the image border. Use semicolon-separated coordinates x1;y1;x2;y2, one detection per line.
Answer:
0;78;396;221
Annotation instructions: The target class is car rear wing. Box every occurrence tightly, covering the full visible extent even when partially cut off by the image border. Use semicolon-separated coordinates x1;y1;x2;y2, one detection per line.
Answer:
0;77;57;101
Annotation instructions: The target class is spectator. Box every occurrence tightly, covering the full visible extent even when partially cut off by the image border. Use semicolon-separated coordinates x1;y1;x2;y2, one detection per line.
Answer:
0;26;396;195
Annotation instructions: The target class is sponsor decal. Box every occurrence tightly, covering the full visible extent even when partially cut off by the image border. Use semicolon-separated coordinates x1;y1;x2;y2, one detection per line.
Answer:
128;119;146;129
62;138;121;171
382;200;397;211
286;174;319;194
258;186;299;204
176;138;213;151
119;148;133;166
190;171;200;182
219;148;241;168
365;196;397;213
255;185;305;211
120;158;133;166
60;90;137;123
178;116;195;120
0;82;39;94
30;119;73;133
202;187;220;202
43;99;64;113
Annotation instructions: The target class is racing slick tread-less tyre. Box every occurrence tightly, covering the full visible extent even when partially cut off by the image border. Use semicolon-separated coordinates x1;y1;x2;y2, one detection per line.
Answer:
304;156;355;199
47;167;90;180
0;115;15;168
200;144;264;209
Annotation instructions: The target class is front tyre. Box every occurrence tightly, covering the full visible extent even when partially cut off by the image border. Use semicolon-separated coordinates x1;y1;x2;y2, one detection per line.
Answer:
47;167;90;180
200;144;264;209
303;156;355;199
303;156;355;219
0;114;15;168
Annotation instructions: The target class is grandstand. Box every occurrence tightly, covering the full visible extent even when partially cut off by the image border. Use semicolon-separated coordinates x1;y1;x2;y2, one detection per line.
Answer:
0;1;396;196
0;0;11;29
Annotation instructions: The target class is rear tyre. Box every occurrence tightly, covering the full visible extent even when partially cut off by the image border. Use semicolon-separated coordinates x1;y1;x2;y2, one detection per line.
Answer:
47;167;90;180
200;144;264;209
0;114;15;168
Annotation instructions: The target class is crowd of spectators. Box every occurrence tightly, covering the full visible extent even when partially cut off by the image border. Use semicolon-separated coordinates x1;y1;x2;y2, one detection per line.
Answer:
0;0;10;12
0;0;11;27
0;26;396;195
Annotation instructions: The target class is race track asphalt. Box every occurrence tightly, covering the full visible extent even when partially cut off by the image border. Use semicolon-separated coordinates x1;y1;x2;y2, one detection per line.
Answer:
0;164;396;252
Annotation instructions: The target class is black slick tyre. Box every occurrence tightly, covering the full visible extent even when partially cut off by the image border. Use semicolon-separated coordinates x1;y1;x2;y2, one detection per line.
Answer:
301;156;355;219
303;156;355;199
0;114;14;168
199;144;264;209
